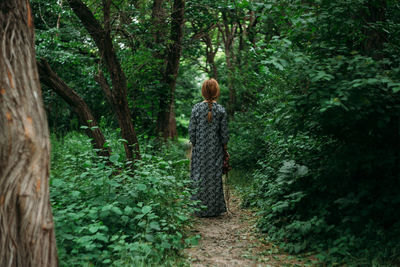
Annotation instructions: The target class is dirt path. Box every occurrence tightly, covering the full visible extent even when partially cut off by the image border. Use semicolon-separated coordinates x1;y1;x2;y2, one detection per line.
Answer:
184;143;315;266
184;190;315;267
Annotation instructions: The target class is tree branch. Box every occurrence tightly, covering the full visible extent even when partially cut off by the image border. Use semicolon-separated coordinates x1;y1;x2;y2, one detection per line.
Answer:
94;70;113;104
37;58;111;158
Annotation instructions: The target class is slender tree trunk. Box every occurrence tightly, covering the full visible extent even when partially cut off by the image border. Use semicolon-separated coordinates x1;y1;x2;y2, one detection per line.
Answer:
247;11;258;47
151;0;170;139
56;0;63;36
37;59;110;158
152;0;166;46
0;1;58;266
362;0;387;59
67;0;141;162
225;48;236;117
190;24;219;79
203;31;219;79
156;0;185;139
219;12;237;117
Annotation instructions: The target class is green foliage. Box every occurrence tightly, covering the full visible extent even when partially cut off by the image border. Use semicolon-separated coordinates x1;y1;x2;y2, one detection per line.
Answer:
33;0;400;265
229;1;400;265
50;133;199;266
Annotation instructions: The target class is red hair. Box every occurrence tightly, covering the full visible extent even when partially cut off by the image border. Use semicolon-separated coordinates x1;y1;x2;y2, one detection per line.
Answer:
201;78;220;122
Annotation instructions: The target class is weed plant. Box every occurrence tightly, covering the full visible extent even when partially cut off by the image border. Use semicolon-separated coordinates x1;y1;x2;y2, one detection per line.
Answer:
50;132;199;266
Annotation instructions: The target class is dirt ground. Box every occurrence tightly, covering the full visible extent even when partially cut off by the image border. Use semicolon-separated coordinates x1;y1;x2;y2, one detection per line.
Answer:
184;144;316;266
184;191;316;267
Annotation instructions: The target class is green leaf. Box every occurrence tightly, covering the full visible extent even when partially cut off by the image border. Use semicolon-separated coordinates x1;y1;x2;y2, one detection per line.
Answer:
124;206;133;215
392;87;400;93
145;234;154;242
110;235;119;242
88;225;99;233
111;206;123;215
94;233;108;242
109;154;119;163
136;184;147;191
71;191;80;198
80;172;89;178
51;179;63;186
185;236;199;246
161;242;171;249
149;221;160;231
177;215;188;221
142;206;152;214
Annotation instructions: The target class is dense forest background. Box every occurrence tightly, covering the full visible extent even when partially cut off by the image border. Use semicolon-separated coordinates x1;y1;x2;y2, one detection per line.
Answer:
10;0;400;265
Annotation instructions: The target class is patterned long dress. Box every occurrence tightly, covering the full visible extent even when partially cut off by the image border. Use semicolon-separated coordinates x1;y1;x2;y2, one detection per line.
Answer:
188;102;229;217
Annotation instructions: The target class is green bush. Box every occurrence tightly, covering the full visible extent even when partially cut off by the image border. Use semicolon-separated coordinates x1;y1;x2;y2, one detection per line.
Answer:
228;2;400;263
50;132;199;266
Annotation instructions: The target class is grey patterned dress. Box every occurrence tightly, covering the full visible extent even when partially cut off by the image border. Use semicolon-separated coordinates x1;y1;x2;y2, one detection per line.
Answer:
188;102;229;217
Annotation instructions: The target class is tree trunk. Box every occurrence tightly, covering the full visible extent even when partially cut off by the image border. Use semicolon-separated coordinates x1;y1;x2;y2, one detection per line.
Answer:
156;0;185;139
247;11;258;47
203;31;219;79
219;12;237;117
0;1;58;266
152;0;166;47
362;0;387;59
151;0;170;139
37;59;110;158
225;48;236;117
67;0;141;162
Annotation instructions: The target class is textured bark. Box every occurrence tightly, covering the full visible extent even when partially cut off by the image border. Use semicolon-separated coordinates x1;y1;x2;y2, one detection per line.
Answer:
151;0;171;139
37;59;110;158
67;0;140;162
151;0;170;138
156;0;185;139
0;1;58;266
152;0;166;47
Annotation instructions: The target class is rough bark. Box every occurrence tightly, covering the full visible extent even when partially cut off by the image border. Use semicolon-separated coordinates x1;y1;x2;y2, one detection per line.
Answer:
156;0;185;139
0;1;58;266
151;0;170;139
67;0;140;162
152;0;166;47
37;59;110;158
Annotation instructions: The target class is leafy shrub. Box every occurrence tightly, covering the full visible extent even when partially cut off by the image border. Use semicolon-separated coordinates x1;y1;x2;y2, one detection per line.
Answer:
229;2;400;263
50;132;199;266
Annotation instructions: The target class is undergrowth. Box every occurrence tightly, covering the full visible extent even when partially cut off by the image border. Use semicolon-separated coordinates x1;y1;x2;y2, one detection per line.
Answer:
230;109;400;266
50;132;199;266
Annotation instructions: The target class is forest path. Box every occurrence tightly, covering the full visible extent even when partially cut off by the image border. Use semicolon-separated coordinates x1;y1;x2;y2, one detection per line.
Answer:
183;190;313;267
183;142;314;266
